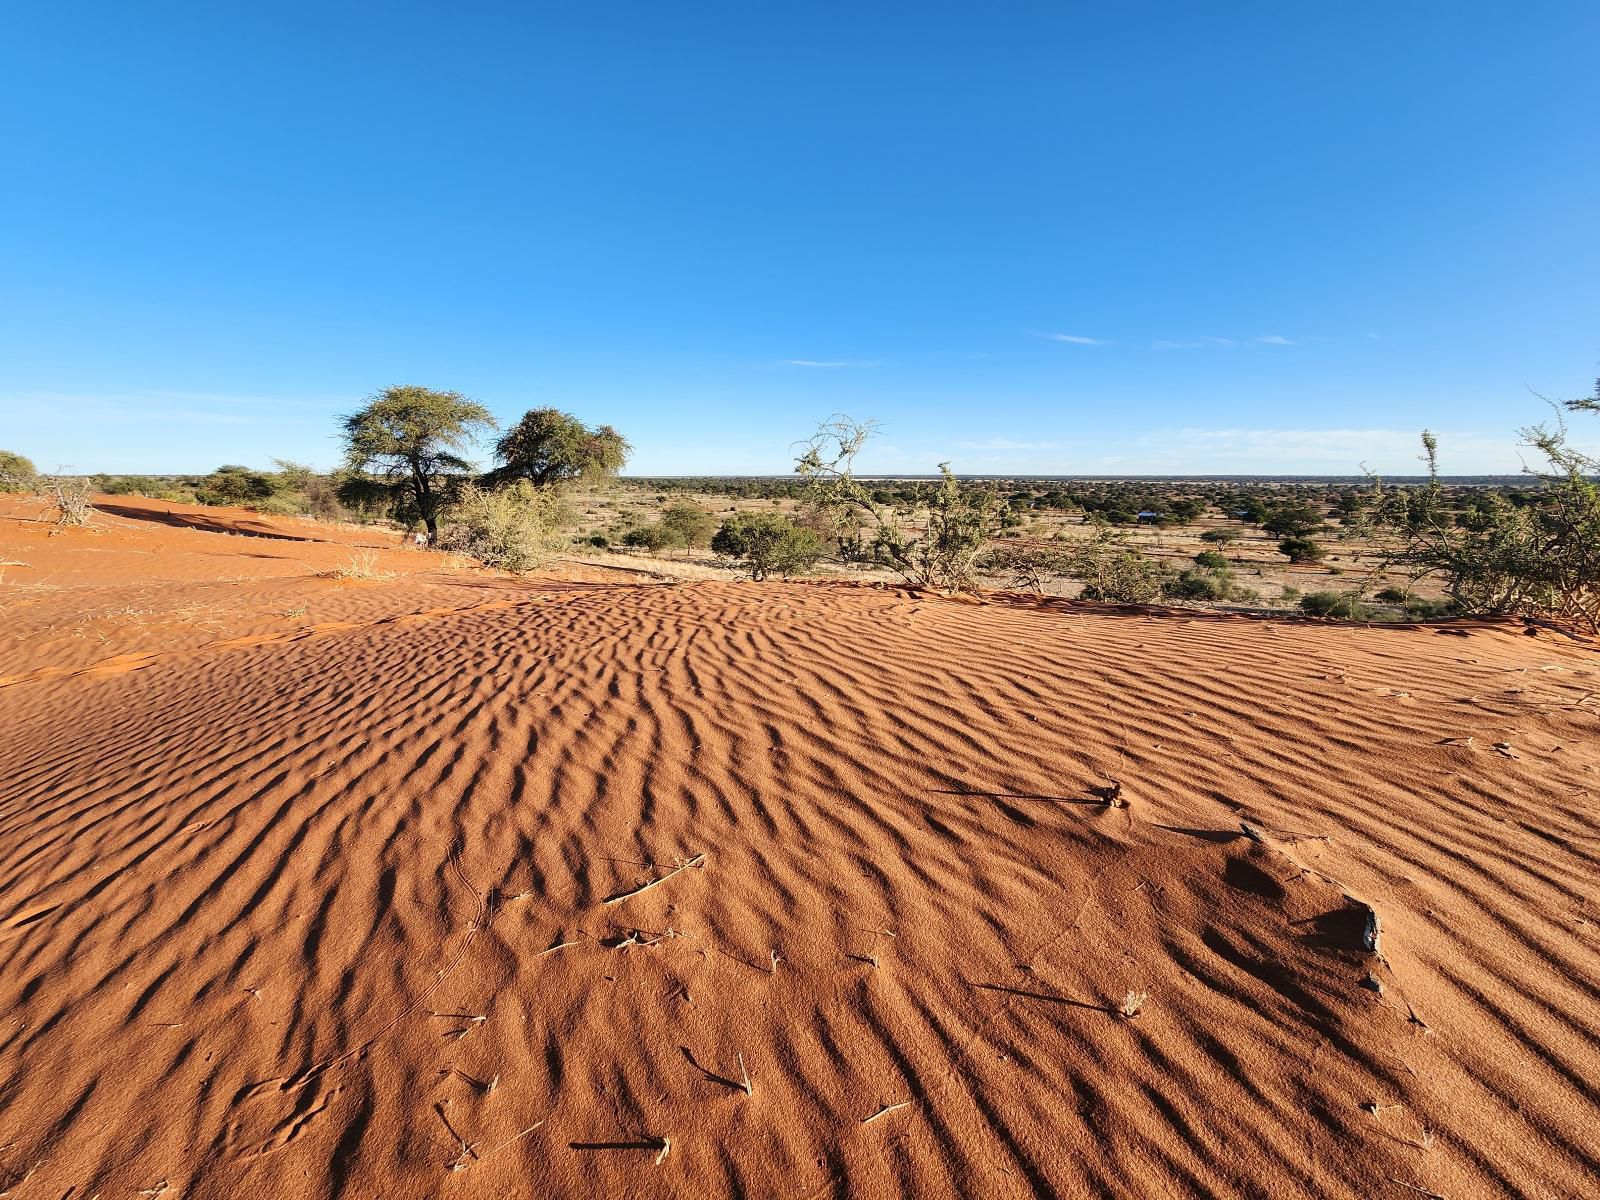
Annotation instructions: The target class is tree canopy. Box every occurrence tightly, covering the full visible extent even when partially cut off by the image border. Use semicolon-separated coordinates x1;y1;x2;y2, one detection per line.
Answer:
340;386;494;541
489;408;630;488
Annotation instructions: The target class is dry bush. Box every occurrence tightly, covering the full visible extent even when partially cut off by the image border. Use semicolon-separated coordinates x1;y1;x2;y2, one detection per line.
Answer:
1064;527;1166;603
438;481;567;573
982;541;1075;593
322;549;391;580
795;417;996;592
1367;390;1600;631
39;476;94;527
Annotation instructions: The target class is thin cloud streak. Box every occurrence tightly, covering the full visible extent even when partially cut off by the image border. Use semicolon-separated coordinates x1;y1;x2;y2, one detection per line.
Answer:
783;359;881;368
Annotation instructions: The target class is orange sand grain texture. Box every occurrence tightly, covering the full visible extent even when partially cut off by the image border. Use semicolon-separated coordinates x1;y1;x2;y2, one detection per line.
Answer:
2;496;1598;1199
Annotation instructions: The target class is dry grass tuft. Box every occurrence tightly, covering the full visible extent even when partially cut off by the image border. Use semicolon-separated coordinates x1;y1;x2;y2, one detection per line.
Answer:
321;550;392;580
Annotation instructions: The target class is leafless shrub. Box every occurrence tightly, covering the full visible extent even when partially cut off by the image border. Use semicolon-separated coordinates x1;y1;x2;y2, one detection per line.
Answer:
39;475;94;527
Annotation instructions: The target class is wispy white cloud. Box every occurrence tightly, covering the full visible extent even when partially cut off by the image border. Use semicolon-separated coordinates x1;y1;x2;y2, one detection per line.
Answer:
1256;335;1294;345
1152;336;1235;350
1039;333;1105;345
783;359;880;368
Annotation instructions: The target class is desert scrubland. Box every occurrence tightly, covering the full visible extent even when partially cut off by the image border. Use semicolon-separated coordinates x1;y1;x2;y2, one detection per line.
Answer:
2;493;1598;1198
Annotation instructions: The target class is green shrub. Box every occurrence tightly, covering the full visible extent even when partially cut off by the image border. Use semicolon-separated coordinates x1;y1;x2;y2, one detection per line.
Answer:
585;532;609;548
196;465;276;507
438;481;565;572
1403;596;1456;618
1263;503;1324;537
1366;399;1600;630
253;494;306;517
795;418;996;591
1277;536;1326;564
1199;528;1239;545
711;511;823;580
1300;591;1373;619
659;500;717;550
0;450;39;493
1164;567;1259;603
1193;550;1229;570
1065;528;1166;603
622;524;674;552
1375;586;1411;603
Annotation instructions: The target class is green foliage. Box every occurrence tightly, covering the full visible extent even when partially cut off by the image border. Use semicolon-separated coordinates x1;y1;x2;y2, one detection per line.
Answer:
1403;596;1456;618
1375;586;1411;603
438;481;565;572
1199;528;1239;545
795;417;996;591
489;408;630;488
1366;390;1600;629
1193;550;1229;570
871;465;998;592
711;511;823;580
1164;567;1258;603
1277;536;1326;563
0;450;38;493
1300;591;1373;619
1262;503;1324;537
622;524;674;551
196;464;277;507
341;385;494;541
658;500;716;550
1064;527;1166;603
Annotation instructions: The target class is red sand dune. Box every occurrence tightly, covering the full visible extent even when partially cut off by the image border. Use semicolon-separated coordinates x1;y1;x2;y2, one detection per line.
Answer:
2;497;1598;1198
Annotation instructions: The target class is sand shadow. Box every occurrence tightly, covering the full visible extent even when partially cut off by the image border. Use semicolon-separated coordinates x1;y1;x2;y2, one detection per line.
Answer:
92;501;328;543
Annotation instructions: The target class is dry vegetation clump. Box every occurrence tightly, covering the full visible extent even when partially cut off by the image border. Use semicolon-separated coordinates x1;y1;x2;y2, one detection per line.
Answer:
437;481;567;573
795;416;998;592
322;549;392;580
1063;527;1166;603
1367;384;1600;630
39;475;94;527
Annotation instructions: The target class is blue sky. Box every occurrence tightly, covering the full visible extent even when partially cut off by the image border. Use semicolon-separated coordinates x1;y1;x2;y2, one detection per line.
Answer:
2;2;1596;476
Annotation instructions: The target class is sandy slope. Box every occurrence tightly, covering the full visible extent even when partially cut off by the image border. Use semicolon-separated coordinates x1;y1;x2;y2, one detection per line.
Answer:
2;500;1598;1198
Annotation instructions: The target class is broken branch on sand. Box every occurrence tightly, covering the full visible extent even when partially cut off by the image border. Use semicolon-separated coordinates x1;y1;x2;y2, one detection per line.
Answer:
602;853;707;905
861;1101;912;1125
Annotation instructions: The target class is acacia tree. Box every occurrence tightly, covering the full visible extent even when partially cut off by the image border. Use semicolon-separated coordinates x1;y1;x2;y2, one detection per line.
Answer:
488;408;631;488
340;386;494;542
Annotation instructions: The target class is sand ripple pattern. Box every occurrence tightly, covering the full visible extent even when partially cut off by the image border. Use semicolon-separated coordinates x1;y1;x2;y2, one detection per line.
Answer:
2;582;1597;1198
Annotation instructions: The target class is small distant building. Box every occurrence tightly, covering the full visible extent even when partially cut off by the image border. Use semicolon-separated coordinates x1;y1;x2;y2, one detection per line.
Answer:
1136;510;1161;524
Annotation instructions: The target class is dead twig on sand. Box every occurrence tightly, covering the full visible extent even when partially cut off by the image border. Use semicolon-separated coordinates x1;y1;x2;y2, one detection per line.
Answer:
602;853;706;905
861;1101;911;1125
